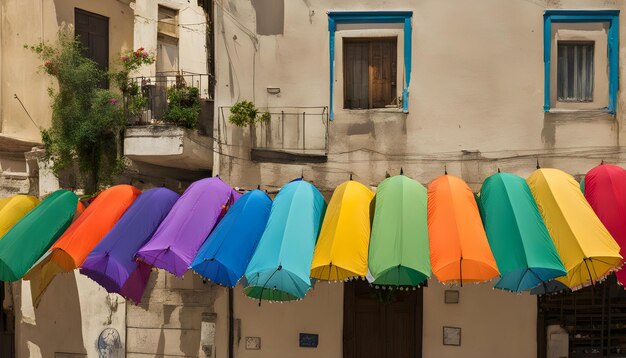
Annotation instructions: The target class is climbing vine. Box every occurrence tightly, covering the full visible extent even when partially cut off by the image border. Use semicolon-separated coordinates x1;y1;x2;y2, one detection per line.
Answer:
27;29;125;194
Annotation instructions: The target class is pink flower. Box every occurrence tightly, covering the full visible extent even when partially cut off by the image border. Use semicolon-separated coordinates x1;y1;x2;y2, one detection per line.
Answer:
138;47;144;51
109;98;119;105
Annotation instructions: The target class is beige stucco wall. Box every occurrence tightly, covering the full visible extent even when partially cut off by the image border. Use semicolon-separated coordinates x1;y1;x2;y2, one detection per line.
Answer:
14;272;127;358
133;0;208;77
214;283;344;358
0;0;134;144
213;1;626;357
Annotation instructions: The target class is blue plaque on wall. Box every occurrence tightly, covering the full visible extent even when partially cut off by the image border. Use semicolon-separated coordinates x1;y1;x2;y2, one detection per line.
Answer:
299;333;319;348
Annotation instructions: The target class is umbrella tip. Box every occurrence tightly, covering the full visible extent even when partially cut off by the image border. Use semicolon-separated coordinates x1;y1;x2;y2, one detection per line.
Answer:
385;171;391;179
601;159;605;165
349;173;353;181
444;165;448;175
497;168;501;173
536;159;541;169
301;168;304;179
257;184;261;190
400;167;404;175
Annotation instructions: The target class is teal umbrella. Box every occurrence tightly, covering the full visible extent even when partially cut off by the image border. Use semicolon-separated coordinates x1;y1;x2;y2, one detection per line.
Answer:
243;179;326;302
367;175;430;287
478;172;566;292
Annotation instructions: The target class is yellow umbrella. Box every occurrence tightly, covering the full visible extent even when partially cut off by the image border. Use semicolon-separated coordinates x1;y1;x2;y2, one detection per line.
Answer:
311;180;374;281
0;194;39;238
527;168;622;290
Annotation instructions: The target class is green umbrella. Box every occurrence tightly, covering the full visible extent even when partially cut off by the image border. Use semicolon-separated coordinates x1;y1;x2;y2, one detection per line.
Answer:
477;173;566;292
367;175;431;287
0;190;79;281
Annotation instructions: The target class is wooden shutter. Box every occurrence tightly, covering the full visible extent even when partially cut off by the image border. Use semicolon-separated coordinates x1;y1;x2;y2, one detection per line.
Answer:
75;8;109;87
344;38;397;109
344;41;370;109
370;39;397;108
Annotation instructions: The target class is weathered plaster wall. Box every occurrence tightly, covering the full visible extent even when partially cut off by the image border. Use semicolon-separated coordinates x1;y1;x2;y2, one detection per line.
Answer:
14;272;127;358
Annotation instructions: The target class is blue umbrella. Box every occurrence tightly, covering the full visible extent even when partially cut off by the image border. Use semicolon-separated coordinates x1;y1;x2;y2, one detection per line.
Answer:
191;189;272;287
243;179;326;302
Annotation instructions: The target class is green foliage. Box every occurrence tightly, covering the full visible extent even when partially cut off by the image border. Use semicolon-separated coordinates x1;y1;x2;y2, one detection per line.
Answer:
163;86;201;129
112;48;155;121
228;100;270;127
27;29;125;194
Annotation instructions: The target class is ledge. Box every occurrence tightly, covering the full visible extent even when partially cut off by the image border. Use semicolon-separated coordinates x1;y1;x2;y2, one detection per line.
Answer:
124;125;213;170
250;148;328;164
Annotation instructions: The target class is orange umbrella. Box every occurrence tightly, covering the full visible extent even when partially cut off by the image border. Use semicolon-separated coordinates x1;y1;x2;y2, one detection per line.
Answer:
428;175;499;284
24;185;140;306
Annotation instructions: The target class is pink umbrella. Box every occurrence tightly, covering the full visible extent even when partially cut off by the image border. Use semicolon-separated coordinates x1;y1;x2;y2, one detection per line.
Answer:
583;164;626;286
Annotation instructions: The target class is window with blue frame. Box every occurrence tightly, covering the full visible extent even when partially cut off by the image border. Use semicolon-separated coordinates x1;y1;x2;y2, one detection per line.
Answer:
543;10;619;113
327;11;412;120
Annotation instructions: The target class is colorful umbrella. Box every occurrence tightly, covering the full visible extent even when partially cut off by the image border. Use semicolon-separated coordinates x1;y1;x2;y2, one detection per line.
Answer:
478;173;566;292
191;189;272;287
367;175;431;287
311;180;374;281
24;185;139;306
243;179;326;301
527;168;622;290
136;177;240;277
428;175;499;284
582;164;626;286
80;188;180;303
0;194;39;238
0;190;78;281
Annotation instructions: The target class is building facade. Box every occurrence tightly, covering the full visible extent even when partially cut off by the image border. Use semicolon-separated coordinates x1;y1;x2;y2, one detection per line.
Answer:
211;1;626;358
0;0;625;357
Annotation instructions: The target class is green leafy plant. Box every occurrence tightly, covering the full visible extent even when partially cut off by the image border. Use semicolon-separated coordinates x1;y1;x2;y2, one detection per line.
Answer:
228;100;271;127
112;47;155;121
163;86;201;129
27;29;125;194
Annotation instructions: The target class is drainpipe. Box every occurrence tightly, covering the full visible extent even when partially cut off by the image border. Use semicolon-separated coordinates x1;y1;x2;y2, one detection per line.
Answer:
228;287;234;358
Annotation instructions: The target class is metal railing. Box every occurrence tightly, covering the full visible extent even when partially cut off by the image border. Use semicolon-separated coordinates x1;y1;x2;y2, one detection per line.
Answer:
125;71;213;125
219;106;329;154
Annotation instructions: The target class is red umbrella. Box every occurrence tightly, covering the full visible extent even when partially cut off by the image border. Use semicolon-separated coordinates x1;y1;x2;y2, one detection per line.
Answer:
584;164;626;286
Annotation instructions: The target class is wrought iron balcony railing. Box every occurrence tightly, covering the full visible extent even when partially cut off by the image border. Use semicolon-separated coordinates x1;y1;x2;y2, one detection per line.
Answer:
218;106;329;154
124;71;213;126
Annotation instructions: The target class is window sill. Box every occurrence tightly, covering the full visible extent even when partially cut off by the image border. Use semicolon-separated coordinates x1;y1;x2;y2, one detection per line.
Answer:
544;108;615;122
342;107;406;113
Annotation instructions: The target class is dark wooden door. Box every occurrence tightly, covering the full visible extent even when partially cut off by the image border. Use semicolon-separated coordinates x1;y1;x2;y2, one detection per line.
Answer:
75;8;109;87
344;280;423;358
0;282;14;358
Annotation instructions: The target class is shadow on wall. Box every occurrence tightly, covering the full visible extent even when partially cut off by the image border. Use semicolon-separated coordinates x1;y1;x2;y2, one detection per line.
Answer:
251;0;284;35
21;273;86;357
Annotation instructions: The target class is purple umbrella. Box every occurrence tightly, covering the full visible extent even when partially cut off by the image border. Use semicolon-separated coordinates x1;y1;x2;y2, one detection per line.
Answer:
80;188;180;303
136;177;240;277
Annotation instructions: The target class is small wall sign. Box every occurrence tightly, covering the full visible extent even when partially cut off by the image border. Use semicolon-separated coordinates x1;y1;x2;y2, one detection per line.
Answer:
444;290;460;304
443;326;461;346
245;337;261;350
299;333;319;348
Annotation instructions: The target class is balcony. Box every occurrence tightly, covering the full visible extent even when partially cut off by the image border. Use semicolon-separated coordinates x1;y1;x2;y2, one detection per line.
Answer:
122;72;214;171
218;106;329;163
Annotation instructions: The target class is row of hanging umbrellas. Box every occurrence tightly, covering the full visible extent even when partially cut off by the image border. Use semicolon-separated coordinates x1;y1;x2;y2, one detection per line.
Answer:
0;164;624;305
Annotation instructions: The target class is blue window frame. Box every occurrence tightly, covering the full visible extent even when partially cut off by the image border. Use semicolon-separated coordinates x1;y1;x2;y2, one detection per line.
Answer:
328;11;413;120
543;10;619;113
